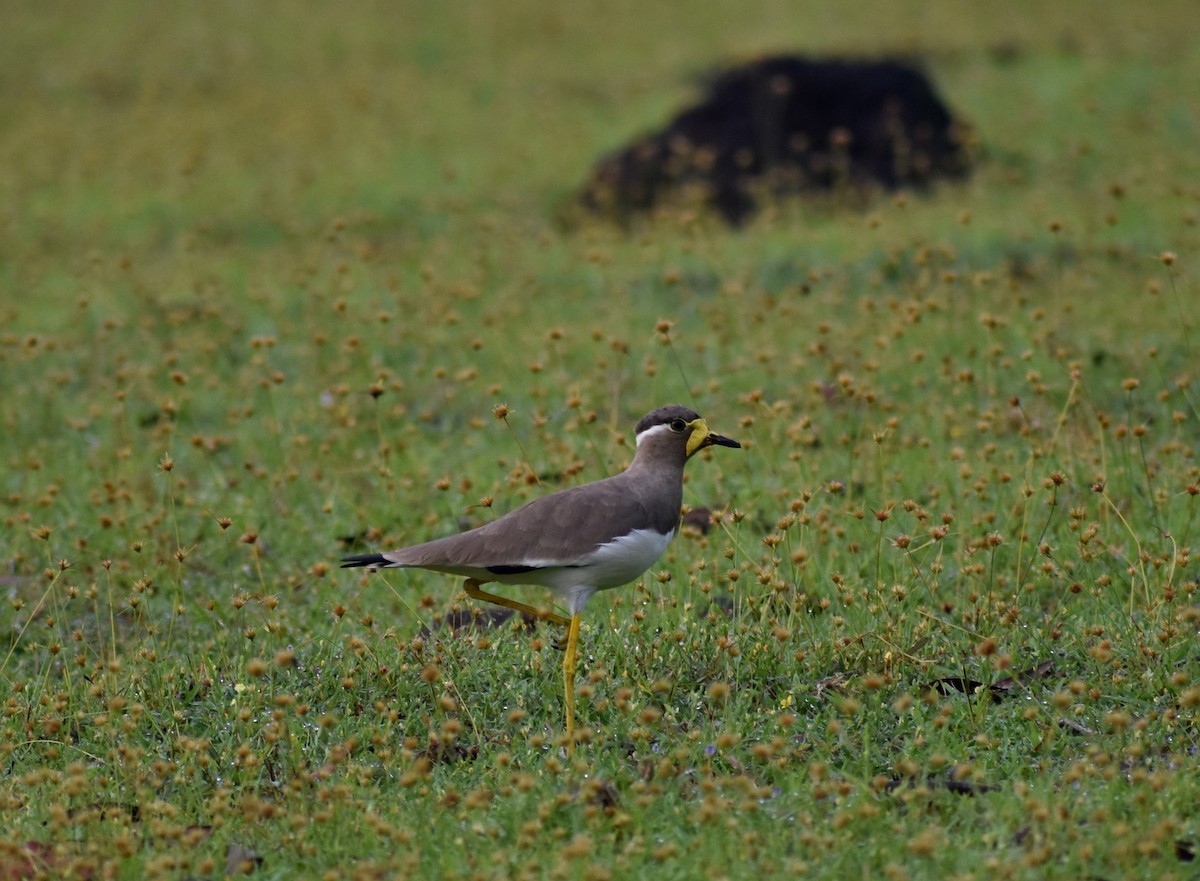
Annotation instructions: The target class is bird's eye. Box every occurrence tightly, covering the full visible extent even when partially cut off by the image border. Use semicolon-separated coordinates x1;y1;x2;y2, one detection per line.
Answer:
669;418;688;432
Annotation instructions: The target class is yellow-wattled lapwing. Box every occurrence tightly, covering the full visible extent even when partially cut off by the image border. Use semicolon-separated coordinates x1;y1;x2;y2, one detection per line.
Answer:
342;404;740;747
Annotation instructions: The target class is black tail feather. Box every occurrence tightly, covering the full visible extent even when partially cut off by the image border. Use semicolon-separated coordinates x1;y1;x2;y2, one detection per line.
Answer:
341;553;389;569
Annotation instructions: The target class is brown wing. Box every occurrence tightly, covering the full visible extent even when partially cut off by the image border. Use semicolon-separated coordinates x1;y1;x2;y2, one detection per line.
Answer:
389;473;672;569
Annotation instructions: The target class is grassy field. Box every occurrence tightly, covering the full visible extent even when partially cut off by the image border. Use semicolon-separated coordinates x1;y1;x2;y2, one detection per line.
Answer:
2;1;1199;878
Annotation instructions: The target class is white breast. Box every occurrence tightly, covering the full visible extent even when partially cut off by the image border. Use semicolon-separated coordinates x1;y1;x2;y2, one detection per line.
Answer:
581;527;675;589
538;527;675;615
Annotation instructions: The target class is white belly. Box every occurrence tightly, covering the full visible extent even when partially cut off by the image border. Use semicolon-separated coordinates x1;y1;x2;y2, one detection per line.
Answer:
578;527;675;589
462;527;675;617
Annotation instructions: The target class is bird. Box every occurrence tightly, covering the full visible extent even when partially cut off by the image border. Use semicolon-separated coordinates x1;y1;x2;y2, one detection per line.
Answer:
341;404;741;749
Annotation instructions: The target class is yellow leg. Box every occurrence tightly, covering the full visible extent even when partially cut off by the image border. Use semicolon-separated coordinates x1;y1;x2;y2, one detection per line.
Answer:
563;613;581;753
463;578;571;627
462;579;579;751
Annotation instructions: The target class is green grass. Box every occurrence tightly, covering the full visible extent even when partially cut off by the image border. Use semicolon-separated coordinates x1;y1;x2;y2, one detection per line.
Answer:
2;1;1199;879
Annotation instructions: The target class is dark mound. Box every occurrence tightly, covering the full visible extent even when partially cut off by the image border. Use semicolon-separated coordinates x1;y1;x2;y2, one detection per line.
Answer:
579;55;975;225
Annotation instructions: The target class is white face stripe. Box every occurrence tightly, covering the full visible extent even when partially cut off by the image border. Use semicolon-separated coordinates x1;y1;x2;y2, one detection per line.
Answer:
635;423;675;447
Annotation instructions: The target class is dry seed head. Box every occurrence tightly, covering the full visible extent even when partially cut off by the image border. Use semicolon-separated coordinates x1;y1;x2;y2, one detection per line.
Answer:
706;682;732;706
1105;711;1131;730
637;706;662;725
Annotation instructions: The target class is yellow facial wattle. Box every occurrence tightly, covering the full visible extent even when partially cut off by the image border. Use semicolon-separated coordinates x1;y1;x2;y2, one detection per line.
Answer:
685;418;711;457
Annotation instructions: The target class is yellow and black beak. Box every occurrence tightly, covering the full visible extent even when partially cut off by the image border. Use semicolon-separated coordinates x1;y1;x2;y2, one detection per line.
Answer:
685;418;742;457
